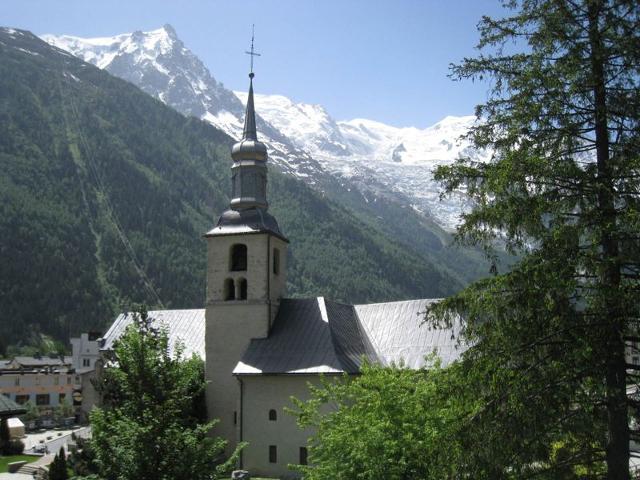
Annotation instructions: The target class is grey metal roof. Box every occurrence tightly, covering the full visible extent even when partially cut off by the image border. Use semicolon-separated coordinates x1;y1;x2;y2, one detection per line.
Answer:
234;298;370;375
241;75;258;142
234;297;464;375
0;394;26;416
102;309;205;359
355;299;464;369
205;208;288;242
101;299;463;375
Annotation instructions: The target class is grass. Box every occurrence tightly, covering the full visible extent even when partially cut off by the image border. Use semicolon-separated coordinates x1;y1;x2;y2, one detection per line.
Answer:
0;454;38;473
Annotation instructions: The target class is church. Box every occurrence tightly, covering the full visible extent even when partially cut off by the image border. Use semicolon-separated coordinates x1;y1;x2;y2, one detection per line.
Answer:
101;70;462;478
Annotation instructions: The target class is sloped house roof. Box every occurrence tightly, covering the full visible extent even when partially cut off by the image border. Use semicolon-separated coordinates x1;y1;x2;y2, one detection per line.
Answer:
0;394;26;417
101;298;463;374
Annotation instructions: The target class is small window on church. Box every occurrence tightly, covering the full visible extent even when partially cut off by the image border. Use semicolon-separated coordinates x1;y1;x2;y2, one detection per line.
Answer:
224;278;235;301
299;447;308;465
239;278;248;300
273;248;280;275
269;445;277;463
269;409;277;421
230;244;247;271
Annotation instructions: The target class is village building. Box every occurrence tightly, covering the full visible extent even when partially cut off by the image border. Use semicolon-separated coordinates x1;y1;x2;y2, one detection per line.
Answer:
0;333;101;425
101;70;462;478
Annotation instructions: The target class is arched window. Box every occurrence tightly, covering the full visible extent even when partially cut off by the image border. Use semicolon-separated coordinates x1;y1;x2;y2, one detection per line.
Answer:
273;248;280;275
239;278;248;300
230;244;247;271
269;409;277;421
224;278;235;301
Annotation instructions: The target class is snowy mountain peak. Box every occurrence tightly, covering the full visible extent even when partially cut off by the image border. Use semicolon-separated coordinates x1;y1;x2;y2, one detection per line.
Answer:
42;24;180;70
234;91;351;157
42;25;244;122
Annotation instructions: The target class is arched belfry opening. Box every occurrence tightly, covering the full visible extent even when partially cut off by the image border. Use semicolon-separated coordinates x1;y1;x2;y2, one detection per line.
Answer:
224;278;235;301
230;244;247;271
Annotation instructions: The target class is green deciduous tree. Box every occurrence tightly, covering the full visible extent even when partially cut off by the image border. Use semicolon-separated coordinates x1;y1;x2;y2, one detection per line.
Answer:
431;0;639;478
290;361;468;480
89;307;240;480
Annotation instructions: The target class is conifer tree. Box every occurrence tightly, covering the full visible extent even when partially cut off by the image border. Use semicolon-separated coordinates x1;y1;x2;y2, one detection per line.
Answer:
48;447;68;480
432;0;639;478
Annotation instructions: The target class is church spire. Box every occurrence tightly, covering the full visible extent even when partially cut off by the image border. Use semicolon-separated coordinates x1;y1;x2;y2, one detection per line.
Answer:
242;75;258;141
242;25;260;141
227;28;268;211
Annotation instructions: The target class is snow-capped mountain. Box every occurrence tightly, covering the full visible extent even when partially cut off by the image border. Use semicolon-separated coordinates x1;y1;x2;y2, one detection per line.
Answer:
236;92;489;229
41;25;328;182
42;25;485;230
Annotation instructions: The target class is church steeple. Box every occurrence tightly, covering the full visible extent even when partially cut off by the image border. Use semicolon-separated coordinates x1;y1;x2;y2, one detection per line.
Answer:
206;34;287;241
230;73;268;211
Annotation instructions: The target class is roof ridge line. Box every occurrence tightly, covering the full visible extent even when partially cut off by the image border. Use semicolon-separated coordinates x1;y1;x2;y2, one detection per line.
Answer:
353;297;440;308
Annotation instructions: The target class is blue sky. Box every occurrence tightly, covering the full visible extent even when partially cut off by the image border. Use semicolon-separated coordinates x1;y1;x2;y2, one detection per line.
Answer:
1;0;507;128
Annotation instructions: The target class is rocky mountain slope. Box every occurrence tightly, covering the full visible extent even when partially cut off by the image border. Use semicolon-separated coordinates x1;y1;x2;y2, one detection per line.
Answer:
42;24;488;231
0;27;484;348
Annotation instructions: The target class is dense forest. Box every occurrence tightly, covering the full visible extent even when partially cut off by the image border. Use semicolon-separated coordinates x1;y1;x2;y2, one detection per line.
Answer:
0;28;492;350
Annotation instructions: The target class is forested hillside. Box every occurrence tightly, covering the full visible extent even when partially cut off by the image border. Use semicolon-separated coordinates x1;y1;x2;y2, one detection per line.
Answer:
0;28;486;349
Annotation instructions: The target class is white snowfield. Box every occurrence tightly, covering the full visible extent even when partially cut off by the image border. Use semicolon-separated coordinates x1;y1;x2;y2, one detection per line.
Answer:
42;27;175;70
42;25;490;231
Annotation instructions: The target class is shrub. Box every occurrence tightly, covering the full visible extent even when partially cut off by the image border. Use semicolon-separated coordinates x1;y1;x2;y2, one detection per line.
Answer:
6;439;25;455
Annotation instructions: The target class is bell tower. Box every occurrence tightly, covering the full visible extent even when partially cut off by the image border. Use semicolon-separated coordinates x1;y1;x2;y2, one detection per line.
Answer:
204;63;288;452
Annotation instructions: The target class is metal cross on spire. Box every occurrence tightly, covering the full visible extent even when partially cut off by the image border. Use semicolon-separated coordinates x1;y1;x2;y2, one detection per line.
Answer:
245;24;261;78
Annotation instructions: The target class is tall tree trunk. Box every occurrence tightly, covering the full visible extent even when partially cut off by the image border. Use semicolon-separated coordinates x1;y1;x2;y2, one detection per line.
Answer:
588;1;629;478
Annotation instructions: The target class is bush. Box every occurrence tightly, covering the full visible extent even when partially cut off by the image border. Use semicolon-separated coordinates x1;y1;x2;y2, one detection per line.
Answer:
8;439;25;454
0;419;22;455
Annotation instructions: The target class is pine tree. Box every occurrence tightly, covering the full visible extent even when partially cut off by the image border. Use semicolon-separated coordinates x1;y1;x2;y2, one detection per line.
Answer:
48;447;68;480
432;0;639;478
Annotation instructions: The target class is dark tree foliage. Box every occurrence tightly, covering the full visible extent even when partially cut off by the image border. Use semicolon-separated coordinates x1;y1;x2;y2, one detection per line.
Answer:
431;0;640;478
48;447;68;480
67;435;99;478
0;418;9;454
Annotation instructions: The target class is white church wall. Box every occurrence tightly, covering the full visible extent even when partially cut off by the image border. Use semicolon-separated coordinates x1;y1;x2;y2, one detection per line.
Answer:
239;374;338;478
